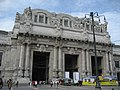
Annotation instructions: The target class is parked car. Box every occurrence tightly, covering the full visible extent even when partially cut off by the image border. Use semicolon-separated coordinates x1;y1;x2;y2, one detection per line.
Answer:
83;76;96;83
103;76;117;81
73;79;79;85
63;78;73;86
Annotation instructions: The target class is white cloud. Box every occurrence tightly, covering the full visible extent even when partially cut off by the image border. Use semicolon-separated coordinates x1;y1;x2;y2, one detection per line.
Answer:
0;0;59;13
71;12;85;18
0;17;14;31
0;0;120;45
71;11;120;45
103;12;120;43
0;0;59;31
29;0;59;7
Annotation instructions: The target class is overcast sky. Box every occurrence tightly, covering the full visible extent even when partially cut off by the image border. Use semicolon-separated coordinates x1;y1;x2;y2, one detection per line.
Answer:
0;0;120;45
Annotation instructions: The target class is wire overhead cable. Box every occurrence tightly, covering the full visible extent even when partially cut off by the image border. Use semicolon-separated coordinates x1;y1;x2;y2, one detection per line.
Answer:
112;40;120;42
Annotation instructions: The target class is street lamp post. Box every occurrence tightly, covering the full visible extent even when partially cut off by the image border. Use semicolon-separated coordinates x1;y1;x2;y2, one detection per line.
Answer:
85;12;106;89
90;12;101;89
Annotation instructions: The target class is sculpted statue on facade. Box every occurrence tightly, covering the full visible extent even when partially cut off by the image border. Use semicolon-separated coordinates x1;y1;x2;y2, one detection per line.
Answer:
15;12;20;22
39;45;47;52
68;48;75;54
104;22;108;31
80;23;83;29
52;12;57;17
24;7;32;21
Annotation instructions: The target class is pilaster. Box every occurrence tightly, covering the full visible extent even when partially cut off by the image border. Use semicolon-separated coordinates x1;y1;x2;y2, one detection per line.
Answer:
86;49;90;76
78;53;82;76
58;47;62;78
81;49;86;77
53;46;58;78
25;43;30;77
109;52;113;75
105;52;109;75
18;44;25;77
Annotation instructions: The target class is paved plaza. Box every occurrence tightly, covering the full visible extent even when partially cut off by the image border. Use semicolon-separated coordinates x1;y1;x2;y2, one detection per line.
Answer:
1;85;120;90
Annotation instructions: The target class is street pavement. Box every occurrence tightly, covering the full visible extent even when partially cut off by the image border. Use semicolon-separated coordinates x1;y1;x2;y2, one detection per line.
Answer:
1;85;120;90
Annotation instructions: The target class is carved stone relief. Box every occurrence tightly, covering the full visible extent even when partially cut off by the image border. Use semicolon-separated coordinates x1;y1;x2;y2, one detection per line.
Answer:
15;12;20;22
24;7;32;21
38;45;48;52
66;47;79;54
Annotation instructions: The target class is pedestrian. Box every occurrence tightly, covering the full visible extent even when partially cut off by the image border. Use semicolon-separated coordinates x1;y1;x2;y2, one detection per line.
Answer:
35;81;37;87
118;81;120;86
7;79;12;90
0;78;3;89
29;81;32;86
39;81;41;87
16;81;19;87
56;81;59;89
50;81;53;87
79;79;83;86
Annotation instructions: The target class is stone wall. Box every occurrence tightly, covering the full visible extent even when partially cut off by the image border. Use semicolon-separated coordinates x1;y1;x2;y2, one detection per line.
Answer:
0;7;117;83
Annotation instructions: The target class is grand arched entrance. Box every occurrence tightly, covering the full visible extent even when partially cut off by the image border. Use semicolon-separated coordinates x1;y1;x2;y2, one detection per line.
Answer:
32;51;49;82
91;56;103;76
65;54;78;79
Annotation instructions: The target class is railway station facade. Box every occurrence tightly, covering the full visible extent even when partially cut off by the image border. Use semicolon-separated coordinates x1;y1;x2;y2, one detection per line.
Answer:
0;7;118;83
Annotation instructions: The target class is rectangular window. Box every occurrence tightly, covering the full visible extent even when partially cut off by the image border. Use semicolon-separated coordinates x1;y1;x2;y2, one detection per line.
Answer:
60;19;63;25
45;17;48;24
64;19;68;27
39;15;44;23
70;21;72;27
86;24;89;30
83;23;85;27
34;15;37;22
115;61;119;68
0;52;3;66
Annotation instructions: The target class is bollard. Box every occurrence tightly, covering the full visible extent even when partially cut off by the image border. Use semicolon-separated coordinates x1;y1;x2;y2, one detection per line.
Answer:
112;88;114;90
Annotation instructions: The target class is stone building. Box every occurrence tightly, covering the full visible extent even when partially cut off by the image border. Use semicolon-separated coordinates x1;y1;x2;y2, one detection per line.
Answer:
113;45;120;80
0;30;11;78
0;7;115;83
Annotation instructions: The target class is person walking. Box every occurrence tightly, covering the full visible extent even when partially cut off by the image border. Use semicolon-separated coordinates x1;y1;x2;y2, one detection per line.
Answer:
35;81;37;87
0;78;3;89
16;81;19;87
56;81;59;89
7;79;12;90
50;81;53;87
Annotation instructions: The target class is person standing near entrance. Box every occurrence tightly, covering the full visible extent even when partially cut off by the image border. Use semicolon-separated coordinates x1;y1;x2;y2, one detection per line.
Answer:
15;81;19;87
50;81;53;87
0;78;3;89
7;79;12;90
35;81;37;87
56;81;59;89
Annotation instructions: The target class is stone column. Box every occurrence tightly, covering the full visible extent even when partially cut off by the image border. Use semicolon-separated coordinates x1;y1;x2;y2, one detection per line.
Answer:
105;52;109;75
25;43;30;77
86;50;90;76
89;23;91;31
53;46;58;78
82;49;86;77
58;47;62;78
109;52;113;75
89;54;92;76
18;44;25;77
63;53;65;78
78;53;82;75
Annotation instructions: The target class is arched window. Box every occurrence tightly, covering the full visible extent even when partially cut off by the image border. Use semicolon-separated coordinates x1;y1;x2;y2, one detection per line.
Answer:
62;17;72;28
64;19;69;27
0;52;3;66
34;12;48;24
115;61;119;68
34;15;37;22
39;15;44;23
